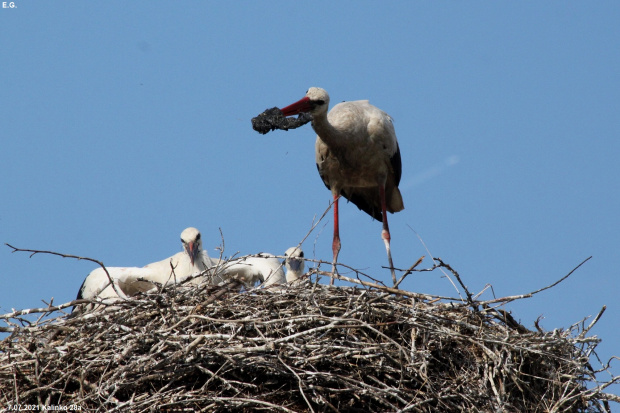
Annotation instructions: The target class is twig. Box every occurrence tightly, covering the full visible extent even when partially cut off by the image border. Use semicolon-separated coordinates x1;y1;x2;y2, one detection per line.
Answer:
433;257;477;311
5;243;127;300
479;256;593;305
392;255;425;289
579;306;607;339
316;269;441;301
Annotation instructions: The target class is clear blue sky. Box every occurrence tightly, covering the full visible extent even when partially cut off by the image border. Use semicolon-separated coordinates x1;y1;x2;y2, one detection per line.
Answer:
2;1;619;402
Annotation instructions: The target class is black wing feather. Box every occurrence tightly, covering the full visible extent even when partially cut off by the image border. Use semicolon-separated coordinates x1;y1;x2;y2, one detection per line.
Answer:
346;190;383;221
75;277;86;300
392;143;402;186
316;163;383;221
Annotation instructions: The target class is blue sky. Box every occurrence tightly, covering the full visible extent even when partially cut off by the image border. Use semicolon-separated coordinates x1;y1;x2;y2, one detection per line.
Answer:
2;1;619;401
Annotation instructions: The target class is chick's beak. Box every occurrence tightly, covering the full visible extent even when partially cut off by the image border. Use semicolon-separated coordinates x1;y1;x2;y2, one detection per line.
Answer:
187;242;196;265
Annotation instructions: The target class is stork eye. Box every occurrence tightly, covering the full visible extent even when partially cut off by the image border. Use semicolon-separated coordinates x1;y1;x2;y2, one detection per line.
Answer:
196;233;201;240
300;251;304;258
315;100;325;106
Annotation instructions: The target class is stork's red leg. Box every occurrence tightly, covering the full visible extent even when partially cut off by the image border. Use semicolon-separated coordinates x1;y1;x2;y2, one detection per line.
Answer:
331;193;341;285
380;185;397;285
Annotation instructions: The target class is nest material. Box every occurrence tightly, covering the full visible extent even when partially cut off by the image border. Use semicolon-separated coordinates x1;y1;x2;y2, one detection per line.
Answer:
251;107;313;134
0;269;617;412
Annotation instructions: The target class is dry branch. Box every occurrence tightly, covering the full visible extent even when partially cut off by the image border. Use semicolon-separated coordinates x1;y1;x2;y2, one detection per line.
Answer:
6;243;128;300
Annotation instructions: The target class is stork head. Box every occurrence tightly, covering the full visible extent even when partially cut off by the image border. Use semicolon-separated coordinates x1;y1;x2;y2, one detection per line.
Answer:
180;227;202;266
281;87;330;118
284;246;305;281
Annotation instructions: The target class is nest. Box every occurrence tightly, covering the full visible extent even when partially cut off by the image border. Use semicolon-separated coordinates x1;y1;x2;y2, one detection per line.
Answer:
1;259;618;413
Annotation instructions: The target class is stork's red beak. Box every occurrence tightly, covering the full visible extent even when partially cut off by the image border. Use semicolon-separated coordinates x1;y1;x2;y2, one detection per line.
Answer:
280;96;313;117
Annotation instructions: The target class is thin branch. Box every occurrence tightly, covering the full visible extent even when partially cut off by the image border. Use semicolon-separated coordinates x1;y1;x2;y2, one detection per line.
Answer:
392;255;425;289
433;257;477;311
5;243;127;300
314;269;447;301
479;256;593;305
579;306;607;339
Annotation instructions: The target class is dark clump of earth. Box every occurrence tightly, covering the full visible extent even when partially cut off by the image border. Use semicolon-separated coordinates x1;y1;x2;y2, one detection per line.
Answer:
251;107;312;134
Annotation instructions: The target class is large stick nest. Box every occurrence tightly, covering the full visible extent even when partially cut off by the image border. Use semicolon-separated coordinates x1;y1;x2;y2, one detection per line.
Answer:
1;262;618;412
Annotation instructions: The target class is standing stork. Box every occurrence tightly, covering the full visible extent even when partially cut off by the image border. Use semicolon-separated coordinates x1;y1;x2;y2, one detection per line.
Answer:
280;87;404;284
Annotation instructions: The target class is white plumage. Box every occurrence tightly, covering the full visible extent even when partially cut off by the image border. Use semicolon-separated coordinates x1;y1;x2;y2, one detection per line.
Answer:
284;246;305;282
74;227;306;315
220;253;285;289
219;246;306;289
74;227;219;311
140;227;220;288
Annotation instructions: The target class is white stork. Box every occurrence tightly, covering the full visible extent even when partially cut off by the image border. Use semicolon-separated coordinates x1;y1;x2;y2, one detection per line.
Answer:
280;87;404;284
284;246;305;282
75;266;138;301
220;246;306;289
140;227;221;288
221;253;285;289
74;227;220;312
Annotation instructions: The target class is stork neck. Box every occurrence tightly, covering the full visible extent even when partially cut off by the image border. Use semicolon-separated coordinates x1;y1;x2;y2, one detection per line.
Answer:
286;269;301;282
195;253;209;271
312;113;345;149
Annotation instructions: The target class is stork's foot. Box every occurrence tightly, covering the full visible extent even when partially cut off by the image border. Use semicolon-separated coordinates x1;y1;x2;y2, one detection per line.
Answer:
330;261;339;285
383;236;397;287
331;237;341;286
330;255;339;285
